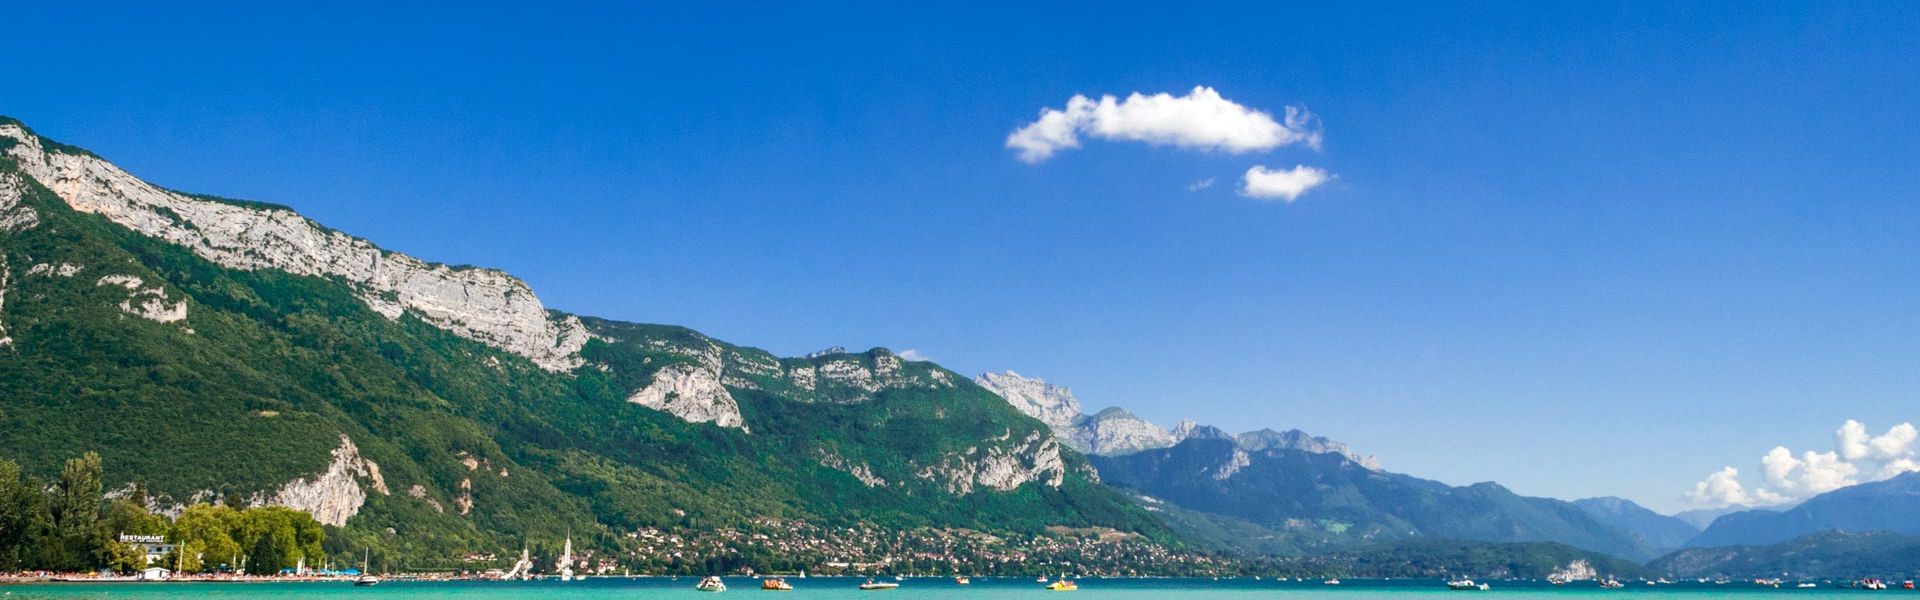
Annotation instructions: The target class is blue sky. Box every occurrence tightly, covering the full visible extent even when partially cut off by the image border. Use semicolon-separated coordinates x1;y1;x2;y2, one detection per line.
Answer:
4;2;1918;513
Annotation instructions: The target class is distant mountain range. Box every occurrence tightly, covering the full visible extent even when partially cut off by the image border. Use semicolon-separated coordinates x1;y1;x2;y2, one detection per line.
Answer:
1573;497;1700;555
1653;530;1920;579
1689;472;1920;547
1086;437;1663;560
1672;505;1765;530
974;371;1379;467
975;372;1709;561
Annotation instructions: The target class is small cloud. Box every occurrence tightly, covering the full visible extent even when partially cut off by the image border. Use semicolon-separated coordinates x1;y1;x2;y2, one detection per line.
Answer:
1007;86;1321;163
1685;466;1754;507
898;349;932;362
1187;178;1215;191
1240;164;1332;202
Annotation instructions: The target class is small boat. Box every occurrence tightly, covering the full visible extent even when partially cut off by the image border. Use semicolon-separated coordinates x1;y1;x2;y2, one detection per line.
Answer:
858;579;899;591
955;576;971;585
1447;579;1490;591
1324;578;1342;586
697;576;727;592
1860;578;1888;591
1797;583;1817;589
354;548;379;586
1045;580;1079;591
1600;578;1625;589
760;578;792;591
1037;575;1049;583
1904;581;1915;590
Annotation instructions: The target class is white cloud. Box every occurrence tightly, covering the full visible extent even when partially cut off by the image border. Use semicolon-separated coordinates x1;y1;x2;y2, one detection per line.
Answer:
1759;447;1857;497
1685;466;1754;506
1007;86;1321;163
1687;419;1920;508
897;349;932;362
1872;423;1917;458
1241;165;1333;202
1187;178;1216;191
1837;420;1872;460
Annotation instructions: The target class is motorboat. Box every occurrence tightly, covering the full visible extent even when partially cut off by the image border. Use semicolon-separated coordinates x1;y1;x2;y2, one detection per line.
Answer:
1448;579;1490;591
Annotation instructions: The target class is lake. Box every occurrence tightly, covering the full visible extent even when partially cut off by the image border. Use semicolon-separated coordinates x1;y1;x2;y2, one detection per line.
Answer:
0;578;1884;600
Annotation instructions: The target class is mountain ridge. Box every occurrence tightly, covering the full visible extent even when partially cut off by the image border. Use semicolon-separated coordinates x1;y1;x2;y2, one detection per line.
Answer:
1090;437;1663;560
1689;472;1920;548
0;117;1168;566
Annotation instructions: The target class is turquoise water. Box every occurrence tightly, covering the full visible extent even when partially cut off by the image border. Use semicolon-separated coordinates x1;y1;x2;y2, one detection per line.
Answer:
0;578;1880;600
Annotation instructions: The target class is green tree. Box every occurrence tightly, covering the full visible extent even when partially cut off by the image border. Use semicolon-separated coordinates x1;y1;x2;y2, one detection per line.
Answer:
45;453;103;571
172;504;240;572
0;459;49;570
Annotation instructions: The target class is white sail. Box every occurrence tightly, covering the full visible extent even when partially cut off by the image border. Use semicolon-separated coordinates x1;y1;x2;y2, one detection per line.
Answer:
557;534;576;581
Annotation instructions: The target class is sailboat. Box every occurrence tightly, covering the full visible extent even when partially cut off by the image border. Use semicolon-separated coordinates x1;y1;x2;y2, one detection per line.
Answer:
354;549;380;586
557;532;577;582
503;545;534;580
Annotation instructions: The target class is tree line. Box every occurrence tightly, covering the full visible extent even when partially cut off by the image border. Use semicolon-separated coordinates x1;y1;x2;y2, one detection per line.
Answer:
0;453;325;574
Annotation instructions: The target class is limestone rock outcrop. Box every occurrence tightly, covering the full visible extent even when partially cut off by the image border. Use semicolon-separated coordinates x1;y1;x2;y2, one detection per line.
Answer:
1;123;589;371
627;362;746;430
262;435;385;527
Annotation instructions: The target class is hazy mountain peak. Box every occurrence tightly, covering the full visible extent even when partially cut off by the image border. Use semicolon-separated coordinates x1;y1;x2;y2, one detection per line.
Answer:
973;370;1083;431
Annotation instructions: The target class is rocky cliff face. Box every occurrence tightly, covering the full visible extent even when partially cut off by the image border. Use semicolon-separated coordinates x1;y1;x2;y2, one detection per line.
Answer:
260;435;389;527
0;123;590;371
1077;408;1180;455
1237;428;1381;470
974;371;1083;431
627;362;747;430
0;254;10;348
915;430;1066;495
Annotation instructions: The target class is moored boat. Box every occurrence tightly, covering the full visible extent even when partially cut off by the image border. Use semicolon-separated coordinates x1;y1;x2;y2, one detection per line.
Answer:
1324;578;1342;585
1045;579;1079;591
955;576;971;585
697;576;727;592
353;548;379;586
858;578;900;591
1447;579;1490;591
760;577;792;591
1600;578;1625;589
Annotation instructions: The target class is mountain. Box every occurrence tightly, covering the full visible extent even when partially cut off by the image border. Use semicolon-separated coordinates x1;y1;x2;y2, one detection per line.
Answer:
0;118;1166;565
1673;505;1761;530
1573;497;1699;554
1652;530;1920;578
973;370;1378;466
1090;437;1660;560
1689;472;1920;547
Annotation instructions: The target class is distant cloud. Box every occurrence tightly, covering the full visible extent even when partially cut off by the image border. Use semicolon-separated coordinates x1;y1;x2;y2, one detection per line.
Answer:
898;349;932;362
1685;420;1920;508
1187;178;1216;191
1007;86;1322;163
1685;466;1756;506
1241;164;1332;201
